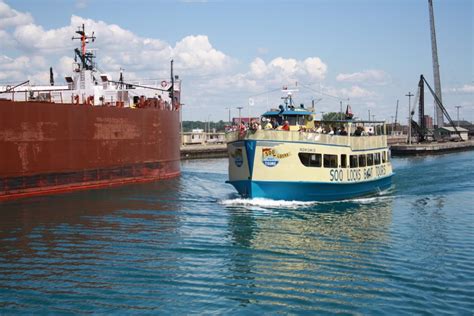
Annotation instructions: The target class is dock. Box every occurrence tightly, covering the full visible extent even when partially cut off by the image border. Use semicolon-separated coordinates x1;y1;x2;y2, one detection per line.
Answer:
391;139;474;156
180;138;474;160
181;144;227;160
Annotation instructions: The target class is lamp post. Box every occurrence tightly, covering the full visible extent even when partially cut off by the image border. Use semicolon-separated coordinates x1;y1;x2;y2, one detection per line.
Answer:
226;107;231;125
237;106;243;125
406;91;414;144
455;106;462;127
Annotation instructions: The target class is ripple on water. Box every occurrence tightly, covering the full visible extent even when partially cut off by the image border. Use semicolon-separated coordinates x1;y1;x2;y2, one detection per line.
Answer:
0;154;473;314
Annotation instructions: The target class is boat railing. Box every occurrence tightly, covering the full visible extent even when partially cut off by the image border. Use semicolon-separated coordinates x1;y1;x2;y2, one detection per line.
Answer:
226;130;387;150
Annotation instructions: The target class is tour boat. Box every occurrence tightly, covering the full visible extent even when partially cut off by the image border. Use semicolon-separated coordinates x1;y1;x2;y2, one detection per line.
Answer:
226;90;393;201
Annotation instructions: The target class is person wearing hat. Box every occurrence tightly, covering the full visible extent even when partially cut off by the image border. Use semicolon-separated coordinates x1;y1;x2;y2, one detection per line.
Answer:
264;118;272;130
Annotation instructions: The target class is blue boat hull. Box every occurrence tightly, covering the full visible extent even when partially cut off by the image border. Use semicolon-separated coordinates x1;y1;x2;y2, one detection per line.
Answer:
227;175;392;201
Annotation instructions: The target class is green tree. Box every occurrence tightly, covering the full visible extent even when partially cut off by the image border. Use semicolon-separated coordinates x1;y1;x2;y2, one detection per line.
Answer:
322;112;345;121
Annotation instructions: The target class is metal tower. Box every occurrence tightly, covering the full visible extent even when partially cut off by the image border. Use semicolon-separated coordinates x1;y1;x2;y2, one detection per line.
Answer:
428;0;444;127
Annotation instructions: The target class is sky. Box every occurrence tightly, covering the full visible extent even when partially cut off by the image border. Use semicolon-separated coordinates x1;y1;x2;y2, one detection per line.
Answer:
0;0;472;123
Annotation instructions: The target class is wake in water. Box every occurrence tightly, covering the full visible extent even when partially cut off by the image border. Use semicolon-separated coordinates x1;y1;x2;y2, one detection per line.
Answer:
220;191;394;211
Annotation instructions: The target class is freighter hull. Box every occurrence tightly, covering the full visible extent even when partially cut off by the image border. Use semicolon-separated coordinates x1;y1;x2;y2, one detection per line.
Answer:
0;100;180;200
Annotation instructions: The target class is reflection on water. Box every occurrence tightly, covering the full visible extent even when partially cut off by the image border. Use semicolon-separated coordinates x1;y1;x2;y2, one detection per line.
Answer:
0;153;473;314
224;197;394;312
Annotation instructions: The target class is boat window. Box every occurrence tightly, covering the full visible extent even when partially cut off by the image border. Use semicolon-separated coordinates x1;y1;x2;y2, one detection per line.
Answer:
298;153;322;167
350;155;358;168
382;151;387;163
367;154;374;166
359;154;367;167
323;154;338;168
374;153;381;165
387;150;391;162
340;154;347;168
285;116;297;125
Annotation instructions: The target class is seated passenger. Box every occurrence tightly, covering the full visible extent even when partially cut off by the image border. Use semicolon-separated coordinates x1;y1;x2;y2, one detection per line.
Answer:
271;117;279;129
281;120;290;131
339;126;348;136
264;118;272;130
315;124;323;133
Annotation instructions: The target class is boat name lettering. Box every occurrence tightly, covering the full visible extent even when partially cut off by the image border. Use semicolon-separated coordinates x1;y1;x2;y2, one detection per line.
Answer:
375;165;386;176
299;148;316;153
364;168;373;179
330;169;344;182
346;169;362;182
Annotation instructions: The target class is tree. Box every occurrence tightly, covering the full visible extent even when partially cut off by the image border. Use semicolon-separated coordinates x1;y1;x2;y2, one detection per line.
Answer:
322;112;344;121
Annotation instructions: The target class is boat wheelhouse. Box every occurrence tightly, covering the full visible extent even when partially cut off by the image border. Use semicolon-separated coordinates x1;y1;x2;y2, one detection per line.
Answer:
226;95;393;201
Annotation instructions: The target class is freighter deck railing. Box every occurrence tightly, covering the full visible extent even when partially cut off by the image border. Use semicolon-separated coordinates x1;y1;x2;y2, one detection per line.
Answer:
225;130;387;151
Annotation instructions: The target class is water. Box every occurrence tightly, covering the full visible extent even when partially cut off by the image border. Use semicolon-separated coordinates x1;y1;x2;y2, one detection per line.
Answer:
0;152;473;314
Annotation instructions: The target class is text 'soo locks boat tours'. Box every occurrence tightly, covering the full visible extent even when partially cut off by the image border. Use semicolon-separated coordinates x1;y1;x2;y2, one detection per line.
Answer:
226;89;393;201
0;25;181;200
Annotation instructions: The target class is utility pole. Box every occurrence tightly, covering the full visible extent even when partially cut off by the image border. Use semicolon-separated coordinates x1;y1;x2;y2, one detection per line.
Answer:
455;106;462;126
340;101;343;120
226;107;231;124
406;92;414;144
395;99;399;124
368;109;371;121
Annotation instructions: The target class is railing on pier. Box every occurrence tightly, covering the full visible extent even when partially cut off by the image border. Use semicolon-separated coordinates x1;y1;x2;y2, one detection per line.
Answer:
225;130;387;151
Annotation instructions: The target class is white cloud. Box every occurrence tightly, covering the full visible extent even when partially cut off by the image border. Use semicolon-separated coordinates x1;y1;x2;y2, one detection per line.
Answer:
325;85;377;99
247;56;327;84
75;0;87;9
0;54;46;82
173;35;233;74
0;1;33;29
447;84;474;94
336;69;390;85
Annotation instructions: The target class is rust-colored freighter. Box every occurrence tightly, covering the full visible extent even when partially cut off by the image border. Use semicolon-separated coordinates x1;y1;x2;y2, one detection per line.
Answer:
0;25;181;200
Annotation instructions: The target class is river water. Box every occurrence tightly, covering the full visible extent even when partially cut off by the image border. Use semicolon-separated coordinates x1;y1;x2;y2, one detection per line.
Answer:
0;151;473;314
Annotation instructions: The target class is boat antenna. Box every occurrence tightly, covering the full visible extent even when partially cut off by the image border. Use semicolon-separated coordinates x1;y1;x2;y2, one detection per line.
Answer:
170;59;174;107
72;24;96;70
49;67;54;86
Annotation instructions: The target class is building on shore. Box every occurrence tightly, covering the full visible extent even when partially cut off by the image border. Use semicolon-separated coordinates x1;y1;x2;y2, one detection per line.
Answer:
181;129;225;145
434;127;469;141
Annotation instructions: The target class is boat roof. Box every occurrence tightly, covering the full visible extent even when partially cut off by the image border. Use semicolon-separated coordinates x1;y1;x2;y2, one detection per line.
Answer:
262;109;313;116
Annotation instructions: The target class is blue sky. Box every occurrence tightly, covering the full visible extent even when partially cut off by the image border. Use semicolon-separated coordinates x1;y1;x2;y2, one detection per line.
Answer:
1;0;472;122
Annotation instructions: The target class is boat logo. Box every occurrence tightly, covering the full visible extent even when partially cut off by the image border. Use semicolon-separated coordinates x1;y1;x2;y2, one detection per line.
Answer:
231;148;243;167
261;147;290;167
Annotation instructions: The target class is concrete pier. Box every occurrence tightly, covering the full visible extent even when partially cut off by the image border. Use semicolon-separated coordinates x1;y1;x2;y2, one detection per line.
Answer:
180;138;474;160
181;144;227;160
391;140;474;156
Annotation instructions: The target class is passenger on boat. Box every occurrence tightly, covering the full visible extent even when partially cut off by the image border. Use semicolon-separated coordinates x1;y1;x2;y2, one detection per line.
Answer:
264;118;273;130
281;121;290;131
250;119;261;131
339;126;348;136
239;121;247;136
271;117;279;129
315;123;323;133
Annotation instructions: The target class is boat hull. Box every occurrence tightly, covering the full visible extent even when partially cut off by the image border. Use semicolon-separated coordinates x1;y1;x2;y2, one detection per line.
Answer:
0;100;180;200
227;175;392;201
